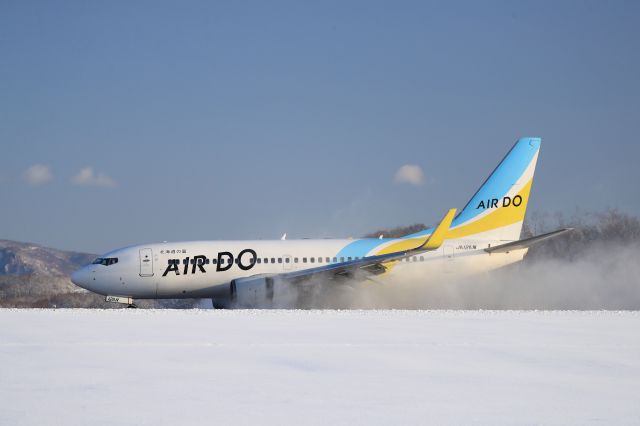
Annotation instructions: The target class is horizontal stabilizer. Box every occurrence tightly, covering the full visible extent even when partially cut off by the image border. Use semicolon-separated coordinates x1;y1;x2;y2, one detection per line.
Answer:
485;228;573;253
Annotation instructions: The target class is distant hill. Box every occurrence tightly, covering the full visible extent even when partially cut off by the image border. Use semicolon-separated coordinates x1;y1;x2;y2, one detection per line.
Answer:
0;240;195;308
0;240;94;307
0;239;95;277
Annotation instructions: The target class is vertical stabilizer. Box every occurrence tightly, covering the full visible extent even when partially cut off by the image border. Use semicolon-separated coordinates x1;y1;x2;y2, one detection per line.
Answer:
447;137;541;241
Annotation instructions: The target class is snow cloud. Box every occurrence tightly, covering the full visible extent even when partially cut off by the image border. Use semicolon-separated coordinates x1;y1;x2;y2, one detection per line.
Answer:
393;164;425;186
71;167;116;188
24;164;53;185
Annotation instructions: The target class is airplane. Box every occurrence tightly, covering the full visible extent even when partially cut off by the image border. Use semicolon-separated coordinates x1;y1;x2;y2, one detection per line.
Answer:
71;137;571;308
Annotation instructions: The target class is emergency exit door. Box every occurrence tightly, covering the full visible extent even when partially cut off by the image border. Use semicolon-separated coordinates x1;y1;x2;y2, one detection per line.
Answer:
139;248;154;277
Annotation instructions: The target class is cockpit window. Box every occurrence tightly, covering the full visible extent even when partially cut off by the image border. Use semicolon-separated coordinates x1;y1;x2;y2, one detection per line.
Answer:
92;257;118;266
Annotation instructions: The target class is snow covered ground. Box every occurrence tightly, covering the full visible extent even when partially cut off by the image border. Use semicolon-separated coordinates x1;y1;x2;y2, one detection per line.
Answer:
1;310;639;425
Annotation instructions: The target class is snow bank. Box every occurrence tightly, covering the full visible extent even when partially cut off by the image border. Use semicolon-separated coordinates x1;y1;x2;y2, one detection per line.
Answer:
1;310;639;425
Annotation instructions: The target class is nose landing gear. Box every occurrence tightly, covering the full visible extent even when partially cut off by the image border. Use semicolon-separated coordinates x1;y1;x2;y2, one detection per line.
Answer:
105;295;136;308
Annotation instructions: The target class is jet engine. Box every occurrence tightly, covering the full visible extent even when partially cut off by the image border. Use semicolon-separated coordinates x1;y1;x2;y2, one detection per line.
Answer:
214;275;275;308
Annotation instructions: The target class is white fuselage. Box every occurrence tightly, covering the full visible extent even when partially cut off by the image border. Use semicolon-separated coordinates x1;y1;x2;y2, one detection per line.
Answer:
71;237;527;303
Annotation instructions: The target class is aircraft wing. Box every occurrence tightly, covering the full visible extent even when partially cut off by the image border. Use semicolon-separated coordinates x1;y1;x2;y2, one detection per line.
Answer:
271;208;456;285
484;228;574;254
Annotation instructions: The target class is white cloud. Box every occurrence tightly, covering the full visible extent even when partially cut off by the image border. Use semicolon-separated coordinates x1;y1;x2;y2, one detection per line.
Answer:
393;164;425;186
71;167;116;188
24;164;53;185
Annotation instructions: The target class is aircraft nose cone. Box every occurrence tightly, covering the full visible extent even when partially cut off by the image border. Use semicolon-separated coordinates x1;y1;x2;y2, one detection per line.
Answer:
71;268;89;289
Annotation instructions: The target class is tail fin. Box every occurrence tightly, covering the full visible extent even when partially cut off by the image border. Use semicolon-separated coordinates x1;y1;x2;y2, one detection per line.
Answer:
447;137;541;241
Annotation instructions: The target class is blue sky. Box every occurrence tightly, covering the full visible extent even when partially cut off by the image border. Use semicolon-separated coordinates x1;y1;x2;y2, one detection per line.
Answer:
1;0;639;253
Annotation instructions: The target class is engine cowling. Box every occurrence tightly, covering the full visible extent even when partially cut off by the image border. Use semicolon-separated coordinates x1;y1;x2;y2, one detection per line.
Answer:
229;275;275;308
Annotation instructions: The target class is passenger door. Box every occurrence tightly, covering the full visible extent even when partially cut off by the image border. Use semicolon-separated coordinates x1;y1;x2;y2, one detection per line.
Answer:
139;248;154;277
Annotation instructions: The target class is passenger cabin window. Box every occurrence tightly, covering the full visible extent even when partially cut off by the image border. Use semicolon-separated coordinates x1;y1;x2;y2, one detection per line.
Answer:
257;258;261;264
333;257;337;263
278;258;282;263
92;257;118;266
303;257;307;263
294;258;299;263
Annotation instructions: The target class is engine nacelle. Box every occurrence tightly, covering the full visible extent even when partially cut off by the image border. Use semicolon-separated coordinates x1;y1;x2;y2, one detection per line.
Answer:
229;275;275;308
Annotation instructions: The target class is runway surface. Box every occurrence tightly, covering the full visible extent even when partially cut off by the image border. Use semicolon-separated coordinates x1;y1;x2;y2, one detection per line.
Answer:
1;309;639;425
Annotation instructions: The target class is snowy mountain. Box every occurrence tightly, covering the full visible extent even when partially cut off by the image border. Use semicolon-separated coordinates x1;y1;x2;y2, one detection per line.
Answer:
0;240;195;308
0;240;95;307
0;239;95;277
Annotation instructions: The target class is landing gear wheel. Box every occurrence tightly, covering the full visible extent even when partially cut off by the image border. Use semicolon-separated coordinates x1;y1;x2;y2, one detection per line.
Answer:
127;303;137;309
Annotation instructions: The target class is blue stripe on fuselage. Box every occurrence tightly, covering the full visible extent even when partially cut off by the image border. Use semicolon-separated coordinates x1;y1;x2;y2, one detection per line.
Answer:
335;238;395;260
